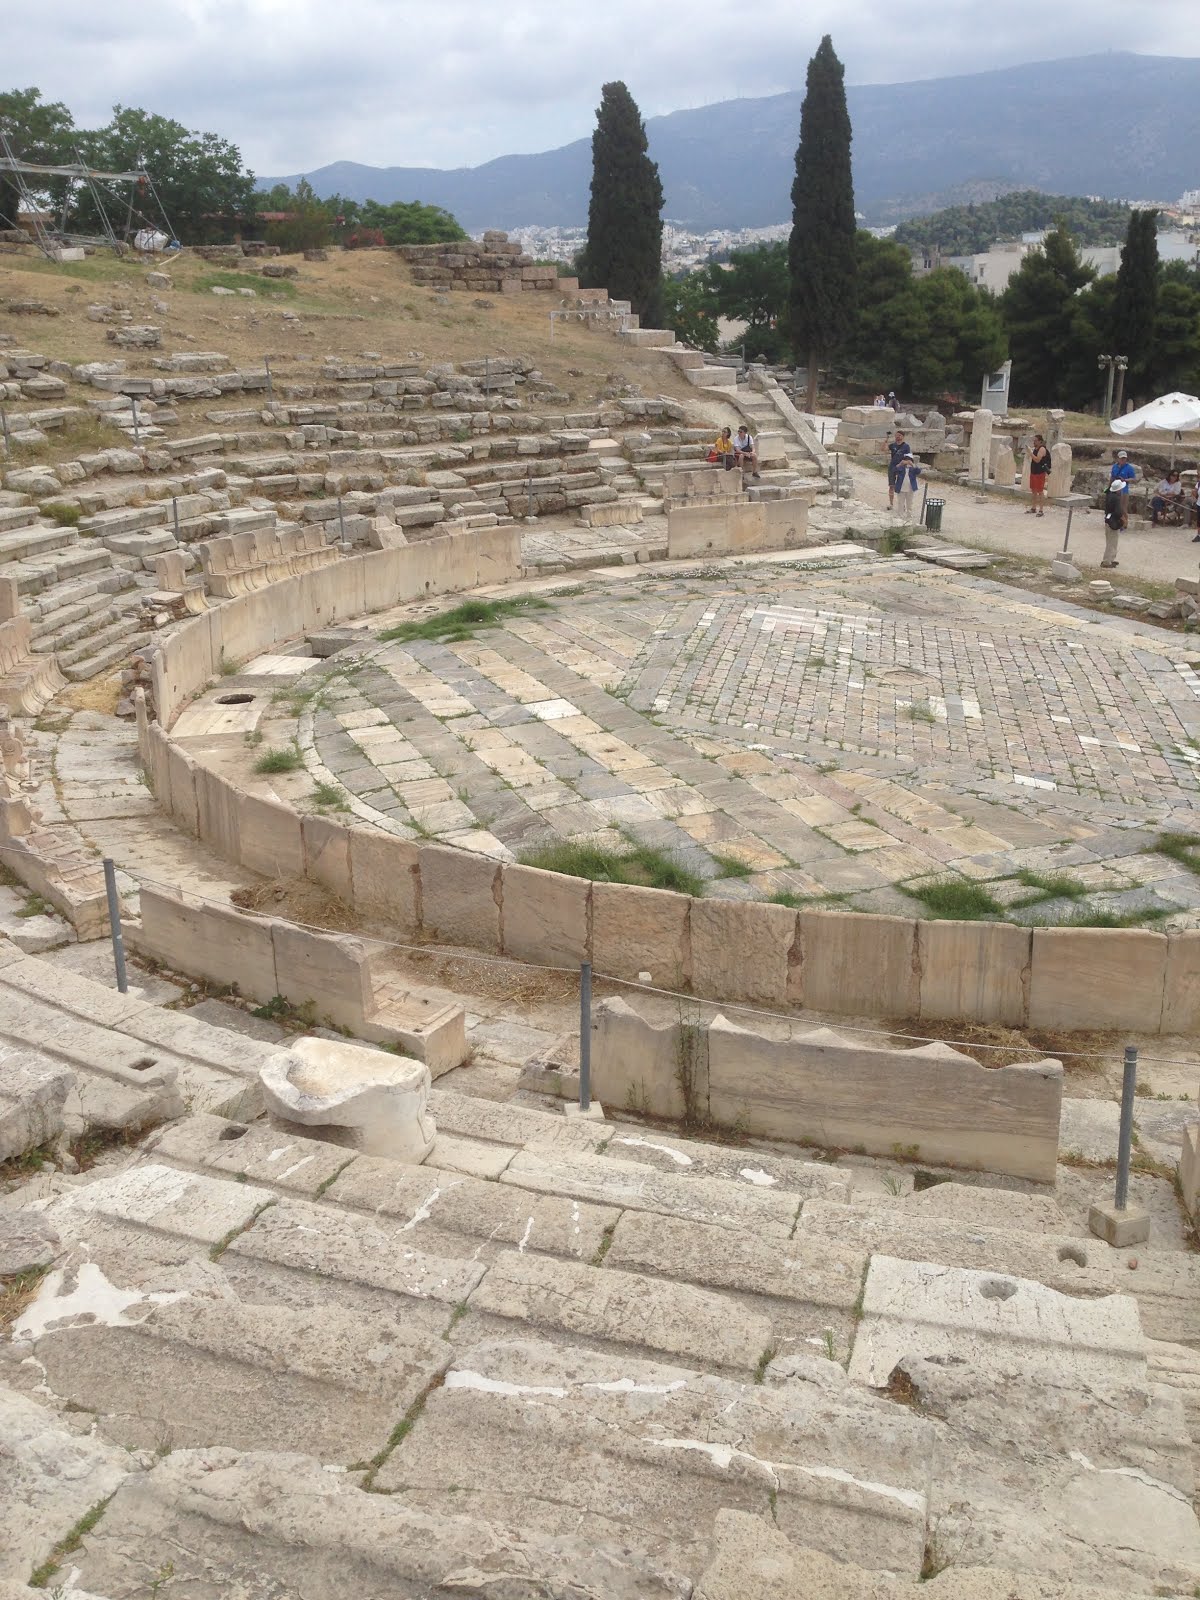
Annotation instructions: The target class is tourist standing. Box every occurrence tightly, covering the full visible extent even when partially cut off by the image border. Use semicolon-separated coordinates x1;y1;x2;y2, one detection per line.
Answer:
886;430;909;509
1027;433;1050;516
1108;450;1137;529
893;453;921;522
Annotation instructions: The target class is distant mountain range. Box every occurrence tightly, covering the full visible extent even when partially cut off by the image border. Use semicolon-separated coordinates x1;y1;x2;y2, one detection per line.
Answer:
264;53;1200;233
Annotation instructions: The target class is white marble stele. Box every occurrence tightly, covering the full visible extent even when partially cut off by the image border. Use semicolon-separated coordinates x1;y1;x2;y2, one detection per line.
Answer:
260;1036;436;1164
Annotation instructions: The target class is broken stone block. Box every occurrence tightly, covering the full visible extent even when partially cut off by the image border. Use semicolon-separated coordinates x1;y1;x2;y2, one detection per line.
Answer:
0;1051;73;1164
260;1036;435;1163
1;912;73;953
0;1210;60;1276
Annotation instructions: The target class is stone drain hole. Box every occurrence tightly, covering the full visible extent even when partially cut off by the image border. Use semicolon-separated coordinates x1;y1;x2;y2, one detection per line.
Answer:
979;1278;1018;1301
219;1125;249;1141
129;1057;158;1073
216;693;255;705
1057;1244;1088;1267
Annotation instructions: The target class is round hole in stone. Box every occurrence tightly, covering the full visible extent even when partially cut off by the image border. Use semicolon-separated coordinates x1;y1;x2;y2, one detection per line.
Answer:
1057;1244;1088;1267
129;1057;158;1073
978;1277;1017;1301
215;693;254;705
218;1125;248;1141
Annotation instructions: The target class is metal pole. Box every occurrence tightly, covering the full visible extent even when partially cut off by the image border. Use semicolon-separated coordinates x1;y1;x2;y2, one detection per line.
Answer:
579;961;592;1112
1113;359;1127;419
337;492;346;542
130;395;141;446
526;476;534;518
920;481;929;524
1062;504;1074;554
484;356;490;396
834;452;840;495
1102;361;1115;423
171;496;180;542
102;858;129;994
264;355;273;396
0;406;9;455
1114;1045;1138;1210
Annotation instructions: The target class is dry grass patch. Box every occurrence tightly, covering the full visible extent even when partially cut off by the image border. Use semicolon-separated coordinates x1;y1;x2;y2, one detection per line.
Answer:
887;1016;1113;1075
1;1264;51;1336
229;875;362;934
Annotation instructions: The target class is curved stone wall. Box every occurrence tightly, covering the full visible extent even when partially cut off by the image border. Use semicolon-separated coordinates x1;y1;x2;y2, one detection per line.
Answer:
138;532;1200;1035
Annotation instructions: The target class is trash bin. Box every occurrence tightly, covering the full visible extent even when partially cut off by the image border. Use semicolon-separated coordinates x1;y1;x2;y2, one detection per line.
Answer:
924;497;945;532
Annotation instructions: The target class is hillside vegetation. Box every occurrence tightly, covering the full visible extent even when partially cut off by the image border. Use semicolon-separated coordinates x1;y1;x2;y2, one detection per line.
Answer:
893;193;1137;255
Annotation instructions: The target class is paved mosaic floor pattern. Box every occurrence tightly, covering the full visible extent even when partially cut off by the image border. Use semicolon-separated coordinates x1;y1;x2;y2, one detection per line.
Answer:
293;554;1200;926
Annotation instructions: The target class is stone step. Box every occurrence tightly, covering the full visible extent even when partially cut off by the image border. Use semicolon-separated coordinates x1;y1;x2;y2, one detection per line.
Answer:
66;1446;692;1600
0;500;39;534
377;1336;933;1578
101;528;180;558
684;366;738;389
29;579;136;643
58;617;151;679
619;327;676;348
33;595;135;656
0;522;75;566
11;544;117;596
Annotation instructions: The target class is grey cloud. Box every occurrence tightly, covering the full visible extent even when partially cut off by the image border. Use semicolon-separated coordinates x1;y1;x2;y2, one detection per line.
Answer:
7;0;1197;175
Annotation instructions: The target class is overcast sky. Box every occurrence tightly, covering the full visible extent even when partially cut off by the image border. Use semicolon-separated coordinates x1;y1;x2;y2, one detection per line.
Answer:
8;0;1198;176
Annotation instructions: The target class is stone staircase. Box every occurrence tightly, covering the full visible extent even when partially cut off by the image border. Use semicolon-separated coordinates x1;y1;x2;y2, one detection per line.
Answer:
0;495;151;681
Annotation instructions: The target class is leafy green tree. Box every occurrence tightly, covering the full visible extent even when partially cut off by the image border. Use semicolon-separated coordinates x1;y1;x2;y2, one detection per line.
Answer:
582;81;664;324
1002;225;1095;404
0;87;75;231
76;106;253;242
1111;208;1159;398
357;198;466;245
261;177;333;251
1060;273;1118;408
707;242;790;360
663;271;720;354
1148;273;1200;394
837;232;916;388
788;35;857;409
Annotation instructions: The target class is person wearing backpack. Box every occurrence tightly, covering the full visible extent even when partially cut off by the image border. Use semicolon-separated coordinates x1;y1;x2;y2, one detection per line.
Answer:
885;430;909;510
892;453;921;522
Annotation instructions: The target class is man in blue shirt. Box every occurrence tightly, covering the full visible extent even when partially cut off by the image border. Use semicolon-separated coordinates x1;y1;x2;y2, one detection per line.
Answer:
1101;449;1136;567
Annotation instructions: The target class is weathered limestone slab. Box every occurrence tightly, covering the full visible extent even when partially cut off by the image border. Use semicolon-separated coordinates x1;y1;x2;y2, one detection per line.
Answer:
260;1036;434;1162
667;492;818;560
236;790;305;878
0;1050;72;1163
695;1510;1140;1600
1029;927;1167;1032
148;1113;360;1197
848;1256;1146;1389
268;921;375;1030
591;881;690;987
138;885;278;1000
968;407;994;482
0;1389;129;1581
418;843;501;951
1182;1122;1200;1220
346;826;420;931
0;1209;59;1277
226;1195;482;1305
300;813;352;900
917;919;1030;1026
383;1337;933;1575
593;996;688;1120
689;898;797;1005
70;1446;693;1600
798;912;918;1017
46;1163;275;1248
500;1148;804;1235
462;1251;774;1372
605;1209;867;1335
501;862;589;967
1162;930;1200;1035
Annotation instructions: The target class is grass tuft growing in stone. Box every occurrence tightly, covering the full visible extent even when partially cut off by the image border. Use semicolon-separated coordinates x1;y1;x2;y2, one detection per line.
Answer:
28;1493;114;1588
902;878;1001;920
711;852;752;879
1011;869;1089;907
378;595;550;646
1153;831;1200;875
253;746;303;775
519;838;704;898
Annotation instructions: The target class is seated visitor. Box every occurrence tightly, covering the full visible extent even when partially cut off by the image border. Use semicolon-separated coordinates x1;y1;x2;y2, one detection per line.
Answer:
1150;470;1183;524
710;426;735;469
734;426;761;478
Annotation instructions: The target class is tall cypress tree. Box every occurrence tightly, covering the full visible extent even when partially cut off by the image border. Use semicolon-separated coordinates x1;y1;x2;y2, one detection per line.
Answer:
583;82;664;326
788;36;857;411
1112;208;1159;400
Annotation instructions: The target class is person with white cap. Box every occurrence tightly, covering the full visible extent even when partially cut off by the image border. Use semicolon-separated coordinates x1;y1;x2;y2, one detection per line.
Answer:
1102;449;1137;567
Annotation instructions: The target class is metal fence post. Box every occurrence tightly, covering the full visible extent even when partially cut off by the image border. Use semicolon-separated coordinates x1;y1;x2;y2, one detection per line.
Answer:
102;858;129;994
579;961;592;1112
337;492;346;543
171;496;181;542
1114;1045;1137;1210
264;355;273;397
130;395;141;446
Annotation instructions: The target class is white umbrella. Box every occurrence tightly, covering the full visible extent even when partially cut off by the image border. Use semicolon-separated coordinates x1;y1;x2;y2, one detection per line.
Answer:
1111;391;1200;466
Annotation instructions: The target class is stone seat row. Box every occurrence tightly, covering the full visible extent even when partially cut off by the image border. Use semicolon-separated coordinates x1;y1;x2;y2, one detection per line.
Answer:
191;524;339;598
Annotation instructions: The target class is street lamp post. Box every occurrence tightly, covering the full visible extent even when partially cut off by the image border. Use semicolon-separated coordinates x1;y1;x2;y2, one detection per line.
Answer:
1097;354;1129;423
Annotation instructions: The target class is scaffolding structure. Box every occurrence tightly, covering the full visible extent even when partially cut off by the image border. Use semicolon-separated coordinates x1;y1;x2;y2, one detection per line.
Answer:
0;131;175;258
